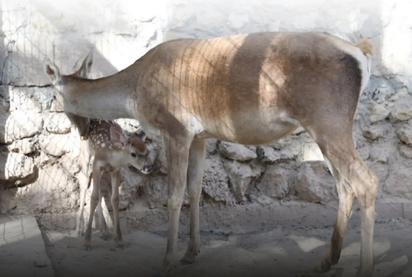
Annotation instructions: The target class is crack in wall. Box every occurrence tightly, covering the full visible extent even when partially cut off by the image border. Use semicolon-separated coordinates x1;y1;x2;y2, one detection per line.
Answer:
2;84;52;88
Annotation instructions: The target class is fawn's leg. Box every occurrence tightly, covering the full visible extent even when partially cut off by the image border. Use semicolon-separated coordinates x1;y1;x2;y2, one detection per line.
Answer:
95;173;109;234
111;170;122;246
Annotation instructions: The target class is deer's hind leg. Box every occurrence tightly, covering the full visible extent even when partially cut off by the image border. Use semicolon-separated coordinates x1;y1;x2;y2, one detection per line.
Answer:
321;167;354;272
309;128;378;276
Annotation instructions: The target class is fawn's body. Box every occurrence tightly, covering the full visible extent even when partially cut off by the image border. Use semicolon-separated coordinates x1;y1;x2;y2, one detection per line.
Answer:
84;119;155;248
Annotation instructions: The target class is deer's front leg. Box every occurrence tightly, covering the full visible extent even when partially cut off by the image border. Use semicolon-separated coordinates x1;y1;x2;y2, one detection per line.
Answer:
84;164;102;250
76;140;93;236
181;138;206;264
163;136;192;270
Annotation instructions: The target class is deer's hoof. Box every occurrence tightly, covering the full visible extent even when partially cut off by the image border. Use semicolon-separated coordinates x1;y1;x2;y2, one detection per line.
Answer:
100;232;112;241
180;255;195;265
319;257;332;273
84;242;92;251
357;268;374;277
163;256;179;274
115;241;125;249
180;250;199;264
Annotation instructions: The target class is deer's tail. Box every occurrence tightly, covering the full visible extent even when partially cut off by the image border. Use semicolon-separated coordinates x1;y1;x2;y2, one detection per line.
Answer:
356;38;373;57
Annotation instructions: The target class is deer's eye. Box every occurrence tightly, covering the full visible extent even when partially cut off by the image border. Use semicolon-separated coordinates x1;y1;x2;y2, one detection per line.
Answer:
131;153;137;158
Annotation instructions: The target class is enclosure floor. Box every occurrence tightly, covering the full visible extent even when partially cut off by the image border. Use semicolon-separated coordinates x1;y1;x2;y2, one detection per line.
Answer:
40;203;412;277
0;215;54;277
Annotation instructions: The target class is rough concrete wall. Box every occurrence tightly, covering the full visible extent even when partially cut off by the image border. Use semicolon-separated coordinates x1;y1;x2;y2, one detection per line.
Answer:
1;0;412;214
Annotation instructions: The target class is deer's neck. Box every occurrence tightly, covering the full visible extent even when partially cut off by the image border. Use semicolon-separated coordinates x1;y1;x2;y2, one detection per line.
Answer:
61;70;135;120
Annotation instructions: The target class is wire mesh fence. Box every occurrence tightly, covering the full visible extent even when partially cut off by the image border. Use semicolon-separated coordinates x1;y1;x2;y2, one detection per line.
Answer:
0;2;159;217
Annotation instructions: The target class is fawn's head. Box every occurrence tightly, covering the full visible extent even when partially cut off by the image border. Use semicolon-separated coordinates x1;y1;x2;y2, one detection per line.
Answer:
124;133;157;175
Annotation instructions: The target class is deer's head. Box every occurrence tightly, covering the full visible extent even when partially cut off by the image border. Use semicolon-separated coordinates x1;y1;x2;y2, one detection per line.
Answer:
46;63;63;90
45;51;93;94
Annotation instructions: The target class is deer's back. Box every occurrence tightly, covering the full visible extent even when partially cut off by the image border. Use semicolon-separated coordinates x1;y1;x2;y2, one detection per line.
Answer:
135;32;367;144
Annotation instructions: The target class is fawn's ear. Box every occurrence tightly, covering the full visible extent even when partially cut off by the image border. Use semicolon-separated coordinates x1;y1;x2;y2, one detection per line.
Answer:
46;64;61;83
110;124;127;147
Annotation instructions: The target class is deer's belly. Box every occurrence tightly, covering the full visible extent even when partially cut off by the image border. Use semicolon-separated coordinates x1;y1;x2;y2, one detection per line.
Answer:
200;111;300;145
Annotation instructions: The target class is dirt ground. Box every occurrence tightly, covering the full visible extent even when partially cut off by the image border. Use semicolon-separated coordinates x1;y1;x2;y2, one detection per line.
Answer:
39;201;412;277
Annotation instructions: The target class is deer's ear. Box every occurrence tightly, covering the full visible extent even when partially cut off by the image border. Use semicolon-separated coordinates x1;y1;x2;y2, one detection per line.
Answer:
46;65;54;75
72;51;93;78
46;64;60;82
80;51;93;74
86;54;93;71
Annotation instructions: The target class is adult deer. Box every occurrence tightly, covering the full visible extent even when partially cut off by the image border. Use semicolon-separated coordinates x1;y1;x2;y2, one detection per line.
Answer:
46;32;377;276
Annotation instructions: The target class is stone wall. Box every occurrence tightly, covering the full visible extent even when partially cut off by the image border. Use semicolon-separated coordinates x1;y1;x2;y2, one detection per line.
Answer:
1;0;412;214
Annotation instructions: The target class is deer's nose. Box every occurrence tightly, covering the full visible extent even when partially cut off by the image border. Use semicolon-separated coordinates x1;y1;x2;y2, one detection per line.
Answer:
141;165;153;175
